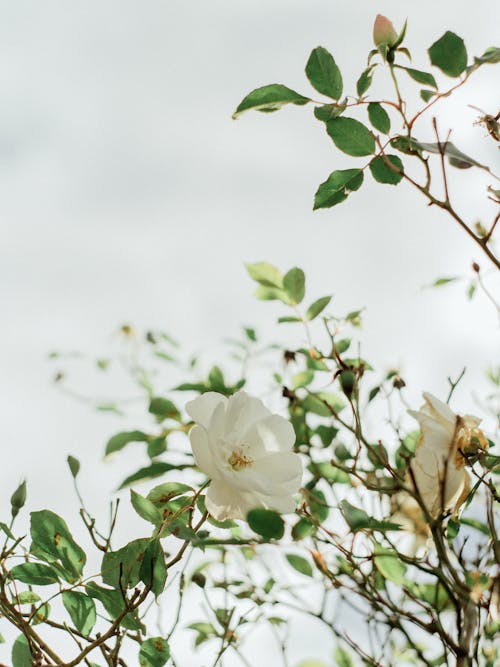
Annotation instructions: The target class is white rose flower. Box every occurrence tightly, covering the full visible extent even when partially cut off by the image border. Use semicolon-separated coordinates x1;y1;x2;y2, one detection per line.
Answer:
408;392;487;517
186;390;302;521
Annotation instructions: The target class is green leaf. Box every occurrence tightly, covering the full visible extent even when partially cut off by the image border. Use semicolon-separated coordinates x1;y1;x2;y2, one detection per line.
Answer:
374;547;407;584
254;285;291;303
139;539;167;598
308;489;329;522
429;31;467;77
10;562;60;586
17;591;41;605
368;103;390;134
139;637;170;667
147;482;193;505
118;462;178;490
400;66;438;88
283;267;306;305
67;455;80;478
369;154;404;185
12;635;32;667
302;392;345;417
233;84;310;118
305;46;343;99
314;102;346;122
340;501;401;532
356;67;374;97
292;370;314;390
62;591;96;636
431;276;459;287
30;510;86;581
286;554;313;577
85;582;144;632
245;262;283;288
148;397;179;420
326;117;375;156
131;490;163;525
292;518;316;540
0;522;14;539
312;462;350;484
306;296;332;320
420;89;435;102
102;539;149;589
314;169;363;210
247;509;284;540
105;430;149;457
334;646;354;667
474;46;500;65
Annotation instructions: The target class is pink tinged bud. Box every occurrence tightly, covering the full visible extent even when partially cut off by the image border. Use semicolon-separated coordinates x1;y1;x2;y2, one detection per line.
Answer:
373;14;398;47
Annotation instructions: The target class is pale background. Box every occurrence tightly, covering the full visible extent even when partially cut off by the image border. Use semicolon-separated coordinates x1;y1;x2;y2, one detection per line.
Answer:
1;1;499;665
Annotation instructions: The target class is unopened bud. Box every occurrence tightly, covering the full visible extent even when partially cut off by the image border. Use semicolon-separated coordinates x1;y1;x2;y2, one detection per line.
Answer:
11;480;27;519
373;15;398;47
472;262;480;273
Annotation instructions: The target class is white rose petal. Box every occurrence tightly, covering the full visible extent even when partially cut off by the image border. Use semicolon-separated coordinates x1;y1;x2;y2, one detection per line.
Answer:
408;392;486;517
187;390;303;521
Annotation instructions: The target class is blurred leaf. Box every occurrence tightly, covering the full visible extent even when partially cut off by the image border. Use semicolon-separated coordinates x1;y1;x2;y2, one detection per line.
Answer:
314;169;364;209
340;501;401;532
286;554;313;577
245;262;283;288
283;267;306;305
374;546;407;584
105;431;149;457
293;370;315;390
67;455;80;478
62;591;96;636
306;46;343;99
148;397;180;420
303;392;345;417
139;637;170;667
429;31;467;77
12;635;32;667
292;518;316;540
233;84;310;118
334;646;354;667
306;296;332;320
118;463;180;490
368;102;390;134
247;509;284;540
326;117;375;156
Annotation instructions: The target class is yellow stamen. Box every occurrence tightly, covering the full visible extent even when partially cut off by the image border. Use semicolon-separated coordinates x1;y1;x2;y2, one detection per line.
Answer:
228;447;253;471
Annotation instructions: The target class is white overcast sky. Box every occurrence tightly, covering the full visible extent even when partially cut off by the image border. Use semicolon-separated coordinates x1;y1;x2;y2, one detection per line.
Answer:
1;1;499;664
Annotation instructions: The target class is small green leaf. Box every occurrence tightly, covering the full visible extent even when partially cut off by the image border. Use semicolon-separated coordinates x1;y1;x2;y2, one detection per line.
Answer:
292;518;316;540
131;490;163;524
286;554;313;577
314;102;346;122
233;84;310;118
400;66;438;88
148;397;179;420
474;46;500;65
245;262;283;288
326;117;375;156
429;31;467;77
12;635;32;667
292;370;314;390
340;501;401;532
306;296;332;320
105;430;149;457
17;591;41;605
305;46;343;99
118;462;178;490
247;509;284;540
139;637;170;667
283;267;306;305
314;169;363;209
86;582;144;632
62;591;96;636
369;154;404;185
374;546;407;584
0;522;14;539
10;563;60;586
420;89;435;102
368;103;390;134
302;392;345;417
254;285;291;303
67;455;80;478
334;646;354;667
356;67;374;97
147;482;193;505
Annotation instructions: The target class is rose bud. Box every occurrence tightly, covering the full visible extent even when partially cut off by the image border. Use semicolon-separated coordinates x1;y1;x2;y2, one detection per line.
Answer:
373;14;398;47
